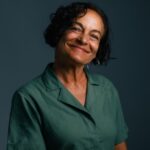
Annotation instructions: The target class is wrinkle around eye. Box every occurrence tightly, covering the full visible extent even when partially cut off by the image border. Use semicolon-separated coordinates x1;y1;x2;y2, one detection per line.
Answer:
90;35;100;41
70;27;82;33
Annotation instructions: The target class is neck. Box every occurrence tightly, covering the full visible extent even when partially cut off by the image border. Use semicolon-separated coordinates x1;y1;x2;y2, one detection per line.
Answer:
53;60;86;85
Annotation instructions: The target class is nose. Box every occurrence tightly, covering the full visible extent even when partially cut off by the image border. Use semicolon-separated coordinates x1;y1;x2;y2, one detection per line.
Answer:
76;33;88;45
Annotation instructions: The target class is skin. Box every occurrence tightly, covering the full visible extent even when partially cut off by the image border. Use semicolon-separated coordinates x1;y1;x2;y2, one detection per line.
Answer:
54;9;103;105
53;9;127;150
115;142;127;150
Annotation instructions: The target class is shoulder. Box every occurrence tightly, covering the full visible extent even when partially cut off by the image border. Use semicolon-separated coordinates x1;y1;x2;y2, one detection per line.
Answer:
88;71;117;90
87;71;120;100
14;74;45;98
88;72;122;109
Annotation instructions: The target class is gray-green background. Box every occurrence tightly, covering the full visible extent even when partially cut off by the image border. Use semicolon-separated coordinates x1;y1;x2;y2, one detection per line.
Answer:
0;0;150;149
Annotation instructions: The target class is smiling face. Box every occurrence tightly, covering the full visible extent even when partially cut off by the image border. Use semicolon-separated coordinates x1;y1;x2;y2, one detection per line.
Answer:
55;9;105;66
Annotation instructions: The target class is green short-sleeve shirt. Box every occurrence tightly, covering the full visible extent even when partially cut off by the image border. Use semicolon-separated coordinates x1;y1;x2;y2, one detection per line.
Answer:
7;63;128;150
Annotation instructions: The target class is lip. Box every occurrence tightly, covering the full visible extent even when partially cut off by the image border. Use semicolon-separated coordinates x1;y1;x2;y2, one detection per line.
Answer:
69;44;89;53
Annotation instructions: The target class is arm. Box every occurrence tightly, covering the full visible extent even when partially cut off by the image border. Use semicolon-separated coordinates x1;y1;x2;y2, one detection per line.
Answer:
7;91;46;150
112;85;128;149
115;142;127;150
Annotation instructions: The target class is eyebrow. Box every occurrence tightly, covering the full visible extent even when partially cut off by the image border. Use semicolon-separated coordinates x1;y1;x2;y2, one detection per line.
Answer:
72;21;102;36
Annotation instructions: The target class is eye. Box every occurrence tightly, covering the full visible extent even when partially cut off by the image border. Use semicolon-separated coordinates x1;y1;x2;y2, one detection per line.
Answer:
90;34;100;41
69;26;82;32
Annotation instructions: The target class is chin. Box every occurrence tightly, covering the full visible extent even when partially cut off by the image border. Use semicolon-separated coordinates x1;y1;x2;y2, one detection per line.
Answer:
70;57;92;66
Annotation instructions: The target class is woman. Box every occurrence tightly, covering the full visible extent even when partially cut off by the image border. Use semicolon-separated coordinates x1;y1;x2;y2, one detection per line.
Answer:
7;2;128;150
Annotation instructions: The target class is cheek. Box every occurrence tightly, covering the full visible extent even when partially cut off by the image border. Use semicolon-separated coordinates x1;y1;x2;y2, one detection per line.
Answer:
64;31;79;41
57;32;76;47
90;42;99;56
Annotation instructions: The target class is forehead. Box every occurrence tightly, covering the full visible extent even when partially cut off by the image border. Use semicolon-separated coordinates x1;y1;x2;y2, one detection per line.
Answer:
75;9;105;33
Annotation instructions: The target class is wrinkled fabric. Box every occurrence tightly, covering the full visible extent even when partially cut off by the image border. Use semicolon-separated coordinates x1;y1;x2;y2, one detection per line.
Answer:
7;63;128;150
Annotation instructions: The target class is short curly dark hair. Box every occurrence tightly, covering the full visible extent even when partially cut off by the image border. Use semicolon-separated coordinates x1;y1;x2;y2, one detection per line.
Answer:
44;2;110;65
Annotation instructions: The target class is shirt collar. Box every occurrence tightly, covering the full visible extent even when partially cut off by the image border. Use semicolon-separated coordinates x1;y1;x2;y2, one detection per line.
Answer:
85;69;101;86
42;63;61;90
42;63;101;91
41;63;103;116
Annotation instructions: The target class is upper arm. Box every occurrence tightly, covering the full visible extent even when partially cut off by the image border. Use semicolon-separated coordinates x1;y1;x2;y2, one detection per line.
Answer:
7;91;46;150
113;88;128;145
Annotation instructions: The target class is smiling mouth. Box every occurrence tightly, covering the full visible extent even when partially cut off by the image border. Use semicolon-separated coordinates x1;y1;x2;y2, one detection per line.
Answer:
68;44;90;53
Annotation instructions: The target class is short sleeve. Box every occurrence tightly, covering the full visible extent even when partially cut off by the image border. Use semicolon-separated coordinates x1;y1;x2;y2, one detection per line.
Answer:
114;89;128;145
7;91;46;150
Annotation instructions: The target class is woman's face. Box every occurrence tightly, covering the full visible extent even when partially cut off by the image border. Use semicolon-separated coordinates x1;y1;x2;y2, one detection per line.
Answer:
56;9;105;66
